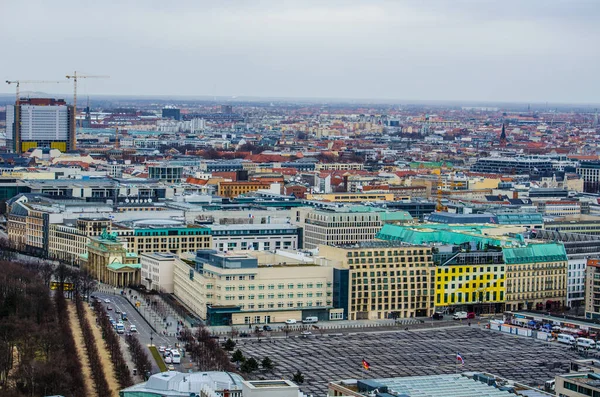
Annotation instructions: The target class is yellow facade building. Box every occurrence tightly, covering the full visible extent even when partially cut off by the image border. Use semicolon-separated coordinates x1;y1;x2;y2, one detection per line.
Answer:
434;251;506;312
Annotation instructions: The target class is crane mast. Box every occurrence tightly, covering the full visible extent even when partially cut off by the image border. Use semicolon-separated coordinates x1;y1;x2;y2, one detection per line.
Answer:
66;72;109;150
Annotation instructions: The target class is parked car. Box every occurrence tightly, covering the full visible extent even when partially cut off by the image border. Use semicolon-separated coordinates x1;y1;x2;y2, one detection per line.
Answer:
432;312;444;320
239;332;250;338
300;330;312;336
263;325;273;331
302;317;318;324
286;319;297;324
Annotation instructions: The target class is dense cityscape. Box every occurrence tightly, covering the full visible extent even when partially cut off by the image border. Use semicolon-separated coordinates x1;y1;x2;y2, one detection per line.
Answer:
2;1;600;397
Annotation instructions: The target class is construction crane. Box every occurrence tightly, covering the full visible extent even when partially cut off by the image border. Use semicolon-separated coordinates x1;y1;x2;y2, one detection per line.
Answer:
66;72;109;150
5;80;66;153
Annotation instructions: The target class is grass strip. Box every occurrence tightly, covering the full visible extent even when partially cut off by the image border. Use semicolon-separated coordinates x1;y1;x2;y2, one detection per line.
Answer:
149;346;168;372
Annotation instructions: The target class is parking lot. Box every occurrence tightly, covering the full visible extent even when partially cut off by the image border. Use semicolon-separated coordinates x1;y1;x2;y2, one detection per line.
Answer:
238;326;581;396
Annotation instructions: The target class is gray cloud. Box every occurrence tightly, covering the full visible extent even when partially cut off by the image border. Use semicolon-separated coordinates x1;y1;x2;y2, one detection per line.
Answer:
1;0;599;103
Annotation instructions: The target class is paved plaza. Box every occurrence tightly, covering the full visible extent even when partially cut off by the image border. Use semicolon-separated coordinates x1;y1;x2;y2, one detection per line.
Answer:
239;326;581;396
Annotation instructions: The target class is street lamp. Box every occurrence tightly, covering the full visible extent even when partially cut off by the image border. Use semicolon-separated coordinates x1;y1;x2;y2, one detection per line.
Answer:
113;287;116;296
150;330;153;347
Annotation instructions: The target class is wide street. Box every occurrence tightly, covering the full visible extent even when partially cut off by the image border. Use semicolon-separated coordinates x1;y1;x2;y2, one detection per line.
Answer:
91;291;194;373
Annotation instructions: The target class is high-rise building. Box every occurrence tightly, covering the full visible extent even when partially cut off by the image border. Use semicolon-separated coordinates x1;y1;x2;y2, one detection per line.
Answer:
220;104;233;114
6;98;76;153
161;107;181;120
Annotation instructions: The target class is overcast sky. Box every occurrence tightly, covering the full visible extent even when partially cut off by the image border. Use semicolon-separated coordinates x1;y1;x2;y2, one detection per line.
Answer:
1;0;599;103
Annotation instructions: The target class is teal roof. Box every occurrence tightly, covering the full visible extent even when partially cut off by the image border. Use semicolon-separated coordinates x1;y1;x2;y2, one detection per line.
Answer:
126;252;138;258
496;213;544;225
107;262;141;271
376;224;513;247
379;211;413;222
377;224;567;264
503;243;567;264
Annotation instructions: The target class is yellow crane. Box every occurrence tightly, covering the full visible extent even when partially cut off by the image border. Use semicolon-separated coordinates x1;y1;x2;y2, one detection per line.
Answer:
5;80;66;153
66;72;109;150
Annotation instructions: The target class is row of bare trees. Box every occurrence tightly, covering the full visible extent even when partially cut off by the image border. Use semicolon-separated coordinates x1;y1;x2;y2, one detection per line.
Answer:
92;301;133;388
0;260;86;397
180;326;235;372
74;295;112;396
124;334;152;380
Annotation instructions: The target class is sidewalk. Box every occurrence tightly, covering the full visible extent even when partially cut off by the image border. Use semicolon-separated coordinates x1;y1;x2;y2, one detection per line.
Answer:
97;284;185;337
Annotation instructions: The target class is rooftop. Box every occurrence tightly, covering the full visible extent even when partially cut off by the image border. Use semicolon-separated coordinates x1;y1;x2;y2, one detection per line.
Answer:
121;371;245;396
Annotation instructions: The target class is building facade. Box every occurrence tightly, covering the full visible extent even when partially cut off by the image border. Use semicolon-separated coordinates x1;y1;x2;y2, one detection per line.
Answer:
6;98;76;153
319;241;435;320
295;208;383;249
85;231;140;287
217;181;272;198
140;252;177;293
210;224;302;251
585;258;600;319
173;250;333;325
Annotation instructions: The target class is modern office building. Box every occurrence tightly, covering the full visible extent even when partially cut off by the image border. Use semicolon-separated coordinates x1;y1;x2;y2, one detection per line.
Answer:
173;250;333;325
148;163;184;183
555;372;600;397
471;157;554;175
6;98;76;153
577;161;600;193
433;249;506;313
162;107;181;121
140;252;178;293
295;207;383;249
319;241;435;320
210;223;302;251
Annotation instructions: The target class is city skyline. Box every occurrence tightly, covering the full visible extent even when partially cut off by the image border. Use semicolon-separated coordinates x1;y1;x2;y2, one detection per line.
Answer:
2;0;599;103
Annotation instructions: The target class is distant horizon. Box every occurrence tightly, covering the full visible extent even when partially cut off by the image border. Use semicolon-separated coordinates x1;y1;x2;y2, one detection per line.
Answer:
0;92;599;109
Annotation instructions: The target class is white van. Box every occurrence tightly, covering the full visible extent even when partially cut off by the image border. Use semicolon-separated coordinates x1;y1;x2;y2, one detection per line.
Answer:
577;337;596;349
453;311;468;320
302;316;318;324
557;334;576;345
171;350;181;364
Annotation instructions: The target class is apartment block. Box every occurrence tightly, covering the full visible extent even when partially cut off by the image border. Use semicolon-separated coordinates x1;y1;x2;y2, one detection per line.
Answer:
319;241;435;320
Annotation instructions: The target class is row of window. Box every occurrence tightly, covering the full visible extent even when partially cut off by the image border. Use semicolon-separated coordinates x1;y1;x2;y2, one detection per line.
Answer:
221;292;327;300
222;282;328;289
346;249;428;257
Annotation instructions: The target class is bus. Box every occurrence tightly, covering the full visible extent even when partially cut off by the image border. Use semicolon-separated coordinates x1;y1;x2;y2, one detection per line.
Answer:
121;312;128;321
